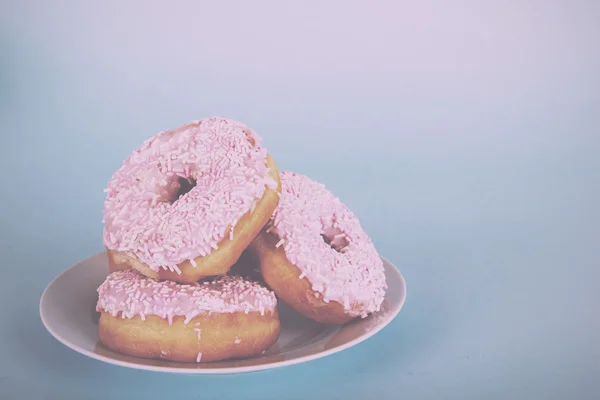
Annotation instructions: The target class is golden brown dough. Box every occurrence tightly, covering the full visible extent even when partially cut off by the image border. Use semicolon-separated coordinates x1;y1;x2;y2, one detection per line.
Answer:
98;310;280;363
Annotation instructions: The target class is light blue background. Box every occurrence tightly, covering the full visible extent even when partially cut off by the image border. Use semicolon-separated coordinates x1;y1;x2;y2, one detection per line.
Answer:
1;1;599;399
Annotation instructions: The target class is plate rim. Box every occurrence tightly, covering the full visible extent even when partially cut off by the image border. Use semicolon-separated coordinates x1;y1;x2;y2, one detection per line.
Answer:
39;252;407;374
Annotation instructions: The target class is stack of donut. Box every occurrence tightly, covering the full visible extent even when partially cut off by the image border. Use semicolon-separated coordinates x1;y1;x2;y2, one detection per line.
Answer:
96;117;387;363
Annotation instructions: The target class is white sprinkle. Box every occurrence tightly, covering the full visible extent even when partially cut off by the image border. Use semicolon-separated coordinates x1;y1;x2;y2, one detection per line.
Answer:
196;352;202;363
275;239;285;248
184;312;198;324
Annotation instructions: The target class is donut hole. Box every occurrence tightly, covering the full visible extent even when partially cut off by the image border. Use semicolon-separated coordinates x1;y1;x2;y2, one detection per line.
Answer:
320;227;349;253
171;176;196;203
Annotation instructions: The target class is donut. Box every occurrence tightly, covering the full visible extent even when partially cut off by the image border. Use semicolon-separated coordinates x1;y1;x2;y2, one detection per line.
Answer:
96;269;280;363
103;117;281;283
250;171;387;324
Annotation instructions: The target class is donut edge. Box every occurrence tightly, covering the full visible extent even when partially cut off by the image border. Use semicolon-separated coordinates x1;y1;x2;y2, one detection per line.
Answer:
98;308;280;363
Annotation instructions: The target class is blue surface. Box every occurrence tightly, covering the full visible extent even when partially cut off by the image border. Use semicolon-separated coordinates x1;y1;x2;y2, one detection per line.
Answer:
1;1;599;399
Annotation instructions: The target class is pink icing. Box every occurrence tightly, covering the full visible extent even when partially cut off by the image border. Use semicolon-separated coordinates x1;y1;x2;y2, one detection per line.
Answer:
102;117;277;272
96;270;277;322
268;171;387;318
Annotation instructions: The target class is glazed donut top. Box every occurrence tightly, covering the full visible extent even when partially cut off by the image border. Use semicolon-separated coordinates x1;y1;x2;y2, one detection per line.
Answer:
269;171;387;317
102;117;277;272
96;270;277;323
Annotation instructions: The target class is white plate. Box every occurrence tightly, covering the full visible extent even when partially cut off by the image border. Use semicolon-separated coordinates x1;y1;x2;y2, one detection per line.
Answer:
40;252;406;374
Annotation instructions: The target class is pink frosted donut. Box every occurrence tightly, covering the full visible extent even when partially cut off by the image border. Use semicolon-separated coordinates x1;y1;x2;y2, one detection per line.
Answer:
251;171;387;324
96;269;280;363
103;117;281;283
